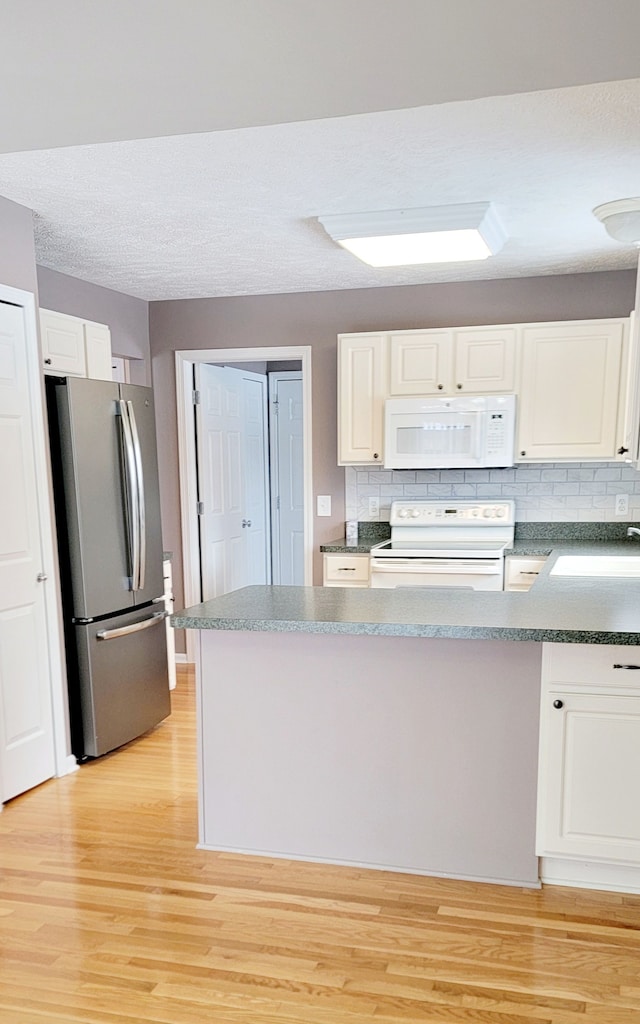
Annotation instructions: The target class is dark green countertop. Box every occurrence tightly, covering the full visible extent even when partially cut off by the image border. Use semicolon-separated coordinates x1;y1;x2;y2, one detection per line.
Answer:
173;540;640;643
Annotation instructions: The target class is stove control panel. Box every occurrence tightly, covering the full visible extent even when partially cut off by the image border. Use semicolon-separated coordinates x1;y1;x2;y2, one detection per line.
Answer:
389;500;515;526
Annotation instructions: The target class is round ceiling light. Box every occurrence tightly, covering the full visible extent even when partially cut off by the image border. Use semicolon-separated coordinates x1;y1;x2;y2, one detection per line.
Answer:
593;198;640;245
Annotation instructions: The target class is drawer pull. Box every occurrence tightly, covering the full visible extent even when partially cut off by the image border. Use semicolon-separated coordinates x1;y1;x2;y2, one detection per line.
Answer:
613;663;640;670
521;571;540;575
338;567;356;571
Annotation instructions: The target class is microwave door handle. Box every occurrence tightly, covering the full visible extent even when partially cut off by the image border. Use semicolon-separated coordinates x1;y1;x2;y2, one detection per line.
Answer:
117;399;140;591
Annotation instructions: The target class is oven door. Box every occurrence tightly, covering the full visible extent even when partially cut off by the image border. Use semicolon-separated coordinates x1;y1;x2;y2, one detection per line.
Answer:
369;557;504;590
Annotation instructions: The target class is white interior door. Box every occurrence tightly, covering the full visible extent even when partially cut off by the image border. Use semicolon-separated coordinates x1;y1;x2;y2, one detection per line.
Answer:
195;363;246;600
0;300;56;801
195;364;269;600
269;373;304;585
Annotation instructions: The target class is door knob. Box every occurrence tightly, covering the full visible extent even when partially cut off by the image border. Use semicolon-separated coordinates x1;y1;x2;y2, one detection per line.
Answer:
36;572;48;582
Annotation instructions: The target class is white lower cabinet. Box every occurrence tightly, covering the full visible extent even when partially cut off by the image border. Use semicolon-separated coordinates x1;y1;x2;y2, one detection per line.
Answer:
504;555;546;591
323;552;370;587
537;643;640;883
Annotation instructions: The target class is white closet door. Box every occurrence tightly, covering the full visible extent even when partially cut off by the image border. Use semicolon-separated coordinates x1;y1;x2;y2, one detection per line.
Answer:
270;374;304;585
0;300;56;801
243;375;270;586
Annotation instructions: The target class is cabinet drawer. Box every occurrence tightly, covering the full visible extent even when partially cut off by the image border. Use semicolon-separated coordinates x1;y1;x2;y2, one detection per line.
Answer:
544;641;640;689
505;556;546;590
323;553;370;586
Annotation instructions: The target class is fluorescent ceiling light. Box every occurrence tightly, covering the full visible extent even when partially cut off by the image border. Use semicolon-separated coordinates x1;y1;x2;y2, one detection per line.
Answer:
317;203;507;267
593;198;640;245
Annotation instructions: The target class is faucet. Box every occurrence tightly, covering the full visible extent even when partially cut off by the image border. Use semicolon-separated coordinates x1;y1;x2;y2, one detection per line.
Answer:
627;527;640;539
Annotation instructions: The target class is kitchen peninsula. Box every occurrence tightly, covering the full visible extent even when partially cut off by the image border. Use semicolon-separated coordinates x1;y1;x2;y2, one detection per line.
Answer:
173;550;640;891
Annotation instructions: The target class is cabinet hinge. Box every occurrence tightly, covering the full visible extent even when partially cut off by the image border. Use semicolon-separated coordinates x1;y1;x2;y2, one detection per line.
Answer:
193;389;201;405
273;398;279;415
276;495;280;511
197;501;204;516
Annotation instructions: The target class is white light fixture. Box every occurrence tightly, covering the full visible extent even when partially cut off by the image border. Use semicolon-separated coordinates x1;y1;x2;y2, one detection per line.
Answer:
317;202;507;267
593;198;640;245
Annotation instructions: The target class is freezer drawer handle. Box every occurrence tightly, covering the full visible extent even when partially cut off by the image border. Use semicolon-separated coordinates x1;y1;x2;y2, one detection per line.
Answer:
96;610;167;641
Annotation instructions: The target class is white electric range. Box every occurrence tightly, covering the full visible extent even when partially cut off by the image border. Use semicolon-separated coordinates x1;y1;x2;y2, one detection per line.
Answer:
369;499;515;590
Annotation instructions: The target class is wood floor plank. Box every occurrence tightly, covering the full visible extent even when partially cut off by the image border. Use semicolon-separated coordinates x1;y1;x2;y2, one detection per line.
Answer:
1;665;640;1024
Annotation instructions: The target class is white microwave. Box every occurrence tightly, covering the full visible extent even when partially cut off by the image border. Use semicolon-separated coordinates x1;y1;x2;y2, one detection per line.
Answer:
384;394;516;469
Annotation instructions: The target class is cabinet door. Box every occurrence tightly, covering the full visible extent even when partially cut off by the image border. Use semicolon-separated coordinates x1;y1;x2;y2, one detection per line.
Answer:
84;321;112;380
454;327;517;393
518;321;625;461
40;309;86;376
389;331;452;395
537;691;640;863
338;335;386;464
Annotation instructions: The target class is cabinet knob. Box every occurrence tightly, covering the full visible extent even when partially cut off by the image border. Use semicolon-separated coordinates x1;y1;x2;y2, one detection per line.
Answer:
373;452;379;460
437;384;444;390
552;699;564;709
456;383;462;390
44;358;52;365
520;450;526;457
618;446;629;455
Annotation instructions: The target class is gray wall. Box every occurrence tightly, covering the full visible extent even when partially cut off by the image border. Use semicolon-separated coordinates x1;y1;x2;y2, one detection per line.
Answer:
149;269;636;638
37;266;151;384
0;195;38;294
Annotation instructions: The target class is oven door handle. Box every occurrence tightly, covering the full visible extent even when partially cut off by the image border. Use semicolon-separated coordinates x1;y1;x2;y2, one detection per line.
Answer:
369;559;502;574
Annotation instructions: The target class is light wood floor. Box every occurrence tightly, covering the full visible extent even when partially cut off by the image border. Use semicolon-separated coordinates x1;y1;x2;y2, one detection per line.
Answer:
2;667;640;1023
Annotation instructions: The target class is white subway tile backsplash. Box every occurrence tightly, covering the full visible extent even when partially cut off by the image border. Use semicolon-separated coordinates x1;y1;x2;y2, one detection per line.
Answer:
346;462;640;522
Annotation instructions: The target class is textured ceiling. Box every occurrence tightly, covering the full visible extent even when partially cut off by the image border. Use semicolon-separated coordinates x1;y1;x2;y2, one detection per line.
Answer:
0;79;639;300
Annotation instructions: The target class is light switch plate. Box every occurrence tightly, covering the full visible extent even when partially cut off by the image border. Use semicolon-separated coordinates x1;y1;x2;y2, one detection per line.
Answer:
317;494;331;517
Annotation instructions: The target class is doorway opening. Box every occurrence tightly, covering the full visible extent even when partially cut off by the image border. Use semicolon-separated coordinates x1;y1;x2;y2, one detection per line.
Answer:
175;347;313;662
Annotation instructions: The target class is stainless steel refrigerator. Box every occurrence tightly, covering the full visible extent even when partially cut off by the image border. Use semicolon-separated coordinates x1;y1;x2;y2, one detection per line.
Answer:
47;376;170;759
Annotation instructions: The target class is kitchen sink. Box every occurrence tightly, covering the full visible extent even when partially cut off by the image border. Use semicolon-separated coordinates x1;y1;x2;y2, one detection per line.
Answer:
550;555;640;578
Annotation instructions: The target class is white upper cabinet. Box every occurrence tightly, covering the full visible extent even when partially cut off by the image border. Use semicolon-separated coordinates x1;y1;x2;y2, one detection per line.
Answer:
338;317;631;466
40;308;112;381
83;321;113;381
517;319;627;462
338;334;386;465
389;326;517;396
40;309;86;376
389;331;452;395
454;327;517;393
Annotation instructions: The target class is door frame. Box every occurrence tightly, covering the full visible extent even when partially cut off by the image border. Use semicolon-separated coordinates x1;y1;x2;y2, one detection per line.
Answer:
0;283;75;787
175;347;313;664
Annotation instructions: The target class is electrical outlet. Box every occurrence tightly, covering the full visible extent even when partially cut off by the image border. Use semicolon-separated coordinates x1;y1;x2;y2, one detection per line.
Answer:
368;496;380;518
615;493;629;516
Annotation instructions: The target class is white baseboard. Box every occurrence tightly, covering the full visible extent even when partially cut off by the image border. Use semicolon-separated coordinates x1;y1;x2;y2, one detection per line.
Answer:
175;653;188;664
541;856;640;894
56;754;79;778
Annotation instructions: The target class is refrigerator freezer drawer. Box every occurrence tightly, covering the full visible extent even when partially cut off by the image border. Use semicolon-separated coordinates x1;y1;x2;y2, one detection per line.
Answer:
73;604;171;758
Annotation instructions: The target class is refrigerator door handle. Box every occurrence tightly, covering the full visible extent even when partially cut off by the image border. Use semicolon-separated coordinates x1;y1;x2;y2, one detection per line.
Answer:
127;400;146;592
96;610;167;641
117;399;140;591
